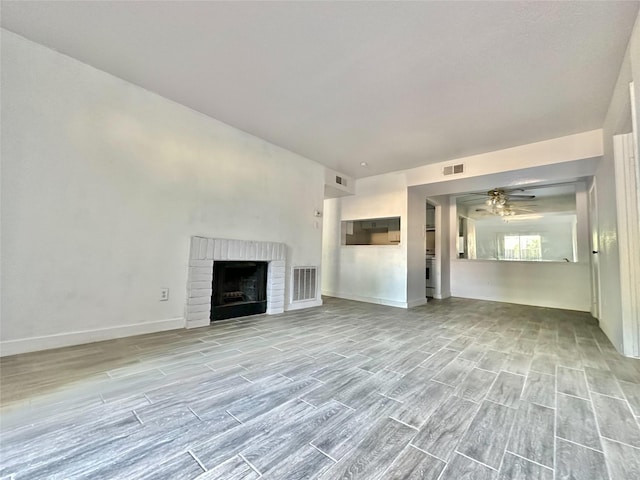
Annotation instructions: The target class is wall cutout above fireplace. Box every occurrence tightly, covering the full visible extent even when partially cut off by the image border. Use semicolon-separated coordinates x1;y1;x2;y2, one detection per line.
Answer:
211;261;268;320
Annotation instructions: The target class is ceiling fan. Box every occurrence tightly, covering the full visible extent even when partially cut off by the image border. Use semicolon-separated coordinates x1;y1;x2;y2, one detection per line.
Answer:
475;203;537;217
485;187;535;199
458;187;536;204
467;188;536;216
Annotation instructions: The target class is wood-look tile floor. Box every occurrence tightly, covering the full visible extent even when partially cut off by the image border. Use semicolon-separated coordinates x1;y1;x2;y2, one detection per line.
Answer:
2;296;640;479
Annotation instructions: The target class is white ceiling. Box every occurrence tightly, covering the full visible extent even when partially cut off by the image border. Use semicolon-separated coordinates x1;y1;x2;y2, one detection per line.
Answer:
1;1;638;178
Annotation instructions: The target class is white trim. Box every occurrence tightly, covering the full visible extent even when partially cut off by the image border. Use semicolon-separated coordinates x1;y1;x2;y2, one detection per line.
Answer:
588;180;601;320
614;129;640;357
407;298;428;308
0;317;185;357
285;298;324;311
322;291;410;309
185;318;210;329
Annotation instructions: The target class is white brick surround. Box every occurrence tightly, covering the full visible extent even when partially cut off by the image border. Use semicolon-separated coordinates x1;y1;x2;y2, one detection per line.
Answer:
186;237;287;328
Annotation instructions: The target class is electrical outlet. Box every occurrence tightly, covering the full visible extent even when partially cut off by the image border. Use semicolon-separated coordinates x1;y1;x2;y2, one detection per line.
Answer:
160;288;169;301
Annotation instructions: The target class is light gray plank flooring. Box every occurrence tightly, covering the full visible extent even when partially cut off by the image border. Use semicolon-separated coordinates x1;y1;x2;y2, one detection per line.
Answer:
556;393;602;450
555;438;609;480
486;371;525;408
318;417;415;480
454;367;497;403
411;394;478;460
557;366;590;399
601;438;640;480
591;393;640;447
381;445;445;480
498;452;553;480
522;371;556;408
438;453;497;480
2;296;639;479
457;400;516;469
507;402;555;468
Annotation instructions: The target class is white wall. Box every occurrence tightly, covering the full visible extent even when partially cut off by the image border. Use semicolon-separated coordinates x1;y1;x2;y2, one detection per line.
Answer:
449;261;591;310
406;188;427;307
450;184;592;311
595;12;640;354
403;130;603;188
321;173;408;307
322;134;602;311
1;31;325;355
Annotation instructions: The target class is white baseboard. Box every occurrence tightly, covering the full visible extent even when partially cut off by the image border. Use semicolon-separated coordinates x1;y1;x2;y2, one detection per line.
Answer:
285;298;323;311
435;289;451;300
450;291;590;312
185;318;210;329
322;291;409;309
0;317;185;357
407;298;428;308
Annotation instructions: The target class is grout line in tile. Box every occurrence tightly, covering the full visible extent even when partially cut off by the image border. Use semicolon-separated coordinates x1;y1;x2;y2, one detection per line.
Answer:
187;449;207;473
496;387;521;475
188;406;203;421
600;435;640;451
498;368;526;378
298;397;319;409
309;442;338;463
238;453;262;476
504;449;555;472
454;450;499;472
582;374;614;480
132;410;144;425
408;443;448;464
388;416;419;431
225;410;244;425
555;435;605;454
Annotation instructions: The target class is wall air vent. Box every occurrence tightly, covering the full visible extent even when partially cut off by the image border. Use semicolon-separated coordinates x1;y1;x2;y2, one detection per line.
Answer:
443;164;465;176
292;266;318;302
335;175;347;186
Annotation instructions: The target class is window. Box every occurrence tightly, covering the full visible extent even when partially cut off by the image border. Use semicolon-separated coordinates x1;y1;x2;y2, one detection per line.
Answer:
502;234;542;261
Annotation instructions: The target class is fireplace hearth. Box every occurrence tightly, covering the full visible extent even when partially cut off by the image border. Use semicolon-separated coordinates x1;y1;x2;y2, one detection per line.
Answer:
211;261;268;320
185;237;286;329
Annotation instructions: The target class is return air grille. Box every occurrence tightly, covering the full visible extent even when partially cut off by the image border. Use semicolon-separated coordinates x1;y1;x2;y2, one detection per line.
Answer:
292;267;318;302
443;163;465;176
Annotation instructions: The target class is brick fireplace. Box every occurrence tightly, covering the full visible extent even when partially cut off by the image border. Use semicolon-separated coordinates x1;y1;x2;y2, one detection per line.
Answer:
185;237;286;328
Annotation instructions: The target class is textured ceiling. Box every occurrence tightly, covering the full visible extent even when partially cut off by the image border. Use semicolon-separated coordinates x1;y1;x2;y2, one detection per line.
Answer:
1;1;638;178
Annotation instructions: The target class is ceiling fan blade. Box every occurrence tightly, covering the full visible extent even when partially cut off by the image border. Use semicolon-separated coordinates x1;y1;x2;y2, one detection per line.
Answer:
508;194;536;199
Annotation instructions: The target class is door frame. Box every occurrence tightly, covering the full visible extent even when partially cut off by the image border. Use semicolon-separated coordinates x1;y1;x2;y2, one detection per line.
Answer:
613;129;640;357
588;180;601;320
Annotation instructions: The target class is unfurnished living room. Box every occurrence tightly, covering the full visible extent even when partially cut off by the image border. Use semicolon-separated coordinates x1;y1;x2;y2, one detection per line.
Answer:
1;1;640;479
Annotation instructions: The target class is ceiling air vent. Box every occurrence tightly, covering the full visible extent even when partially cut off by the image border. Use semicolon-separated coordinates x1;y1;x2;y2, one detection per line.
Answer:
335;175;347;186
443;164;464;176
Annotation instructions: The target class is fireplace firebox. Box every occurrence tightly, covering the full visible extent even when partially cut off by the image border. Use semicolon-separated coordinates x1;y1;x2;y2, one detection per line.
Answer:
210;261;268;320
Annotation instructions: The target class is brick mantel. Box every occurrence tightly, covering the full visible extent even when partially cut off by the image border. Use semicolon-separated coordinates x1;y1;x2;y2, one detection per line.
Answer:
185;237;287;328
